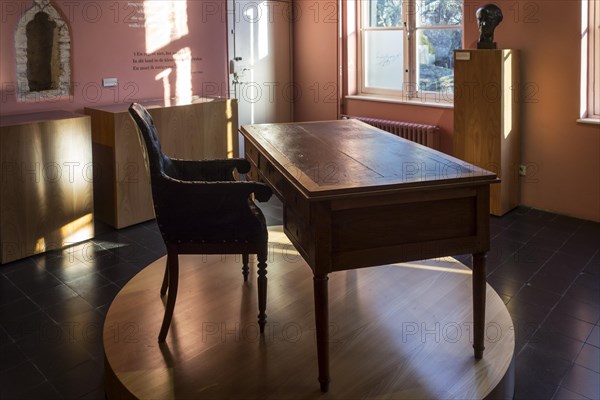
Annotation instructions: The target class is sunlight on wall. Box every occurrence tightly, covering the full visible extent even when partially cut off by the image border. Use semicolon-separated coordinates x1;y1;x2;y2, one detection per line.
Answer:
144;0;191;103
144;0;188;53
155;69;173;106
243;1;271;123
247;5;257;123
226;100;234;158
502;51;513;139
174;47;192;105
580;0;589;118
346;0;357;95
258;2;269;61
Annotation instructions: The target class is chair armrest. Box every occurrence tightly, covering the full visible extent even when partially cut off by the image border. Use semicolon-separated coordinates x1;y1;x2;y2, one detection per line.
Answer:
168;158;251;181
152;175;272;230
156;174;272;204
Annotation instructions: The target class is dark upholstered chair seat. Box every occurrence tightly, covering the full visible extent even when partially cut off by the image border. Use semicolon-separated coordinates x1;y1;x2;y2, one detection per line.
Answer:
128;102;272;343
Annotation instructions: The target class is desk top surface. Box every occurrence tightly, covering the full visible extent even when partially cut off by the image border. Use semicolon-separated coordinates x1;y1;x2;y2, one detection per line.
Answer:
241;120;497;199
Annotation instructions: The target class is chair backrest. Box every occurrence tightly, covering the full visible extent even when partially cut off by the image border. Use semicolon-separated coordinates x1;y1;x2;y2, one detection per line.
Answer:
128;103;171;179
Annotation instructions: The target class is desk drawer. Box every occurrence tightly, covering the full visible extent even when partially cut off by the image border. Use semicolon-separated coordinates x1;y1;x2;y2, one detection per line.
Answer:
245;141;260;166
283;185;309;221
259;156;280;187
285;206;309;251
245;140;285;196
246;165;259;182
261;162;310;214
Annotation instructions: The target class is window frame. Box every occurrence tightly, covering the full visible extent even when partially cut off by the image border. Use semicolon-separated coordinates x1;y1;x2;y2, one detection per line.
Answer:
586;0;599;118
357;0;463;103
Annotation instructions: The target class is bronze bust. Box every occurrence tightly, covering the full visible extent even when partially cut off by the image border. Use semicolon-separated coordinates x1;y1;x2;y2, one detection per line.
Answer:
476;4;503;49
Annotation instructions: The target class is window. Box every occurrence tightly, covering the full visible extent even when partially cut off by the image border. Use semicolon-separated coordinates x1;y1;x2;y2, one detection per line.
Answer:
358;0;462;101
583;0;599;119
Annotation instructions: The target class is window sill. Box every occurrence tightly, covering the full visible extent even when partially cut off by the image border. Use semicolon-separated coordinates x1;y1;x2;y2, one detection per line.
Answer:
346;94;454;110
576;117;600;125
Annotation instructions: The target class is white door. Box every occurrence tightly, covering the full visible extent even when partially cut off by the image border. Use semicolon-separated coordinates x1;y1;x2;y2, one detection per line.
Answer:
227;0;293;153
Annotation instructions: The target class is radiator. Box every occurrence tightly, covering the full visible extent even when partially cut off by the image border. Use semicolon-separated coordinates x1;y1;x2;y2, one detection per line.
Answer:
342;115;440;150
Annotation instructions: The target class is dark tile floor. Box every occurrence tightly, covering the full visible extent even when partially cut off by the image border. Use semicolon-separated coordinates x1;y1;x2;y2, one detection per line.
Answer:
0;199;598;399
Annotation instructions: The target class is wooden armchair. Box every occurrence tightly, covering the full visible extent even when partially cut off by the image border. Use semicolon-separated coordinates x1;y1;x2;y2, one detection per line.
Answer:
128;103;272;342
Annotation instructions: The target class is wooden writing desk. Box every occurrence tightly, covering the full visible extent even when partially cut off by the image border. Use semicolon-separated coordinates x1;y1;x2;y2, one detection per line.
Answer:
240;120;498;392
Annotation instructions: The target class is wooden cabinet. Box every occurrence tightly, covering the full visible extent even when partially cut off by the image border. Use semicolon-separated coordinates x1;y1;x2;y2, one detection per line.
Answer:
85;98;238;228
454;49;520;216
0;111;94;263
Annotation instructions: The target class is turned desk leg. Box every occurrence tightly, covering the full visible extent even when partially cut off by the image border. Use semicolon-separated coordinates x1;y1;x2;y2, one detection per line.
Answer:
472;252;487;359
313;274;330;392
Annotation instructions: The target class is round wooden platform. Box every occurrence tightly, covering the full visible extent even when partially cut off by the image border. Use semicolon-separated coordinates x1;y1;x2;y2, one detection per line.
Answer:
103;227;515;399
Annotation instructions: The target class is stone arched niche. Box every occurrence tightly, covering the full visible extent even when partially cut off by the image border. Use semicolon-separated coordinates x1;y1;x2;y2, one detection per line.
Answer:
15;0;71;101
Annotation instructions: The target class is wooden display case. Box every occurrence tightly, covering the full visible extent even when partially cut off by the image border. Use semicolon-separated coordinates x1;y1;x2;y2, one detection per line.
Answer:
85;98;238;229
454;49;520;216
0;111;94;263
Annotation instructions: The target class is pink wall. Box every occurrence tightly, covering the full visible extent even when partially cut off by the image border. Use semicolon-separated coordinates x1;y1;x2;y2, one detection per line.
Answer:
292;0;340;122
0;0;228;115
297;0;598;221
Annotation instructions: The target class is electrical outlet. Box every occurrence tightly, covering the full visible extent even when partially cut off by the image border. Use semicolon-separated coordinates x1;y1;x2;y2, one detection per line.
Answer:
519;164;527;176
103;78;118;87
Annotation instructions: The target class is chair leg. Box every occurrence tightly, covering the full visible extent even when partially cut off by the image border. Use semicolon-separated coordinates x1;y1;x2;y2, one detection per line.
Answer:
158;247;179;343
257;248;268;334
160;257;169;296
242;253;249;282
